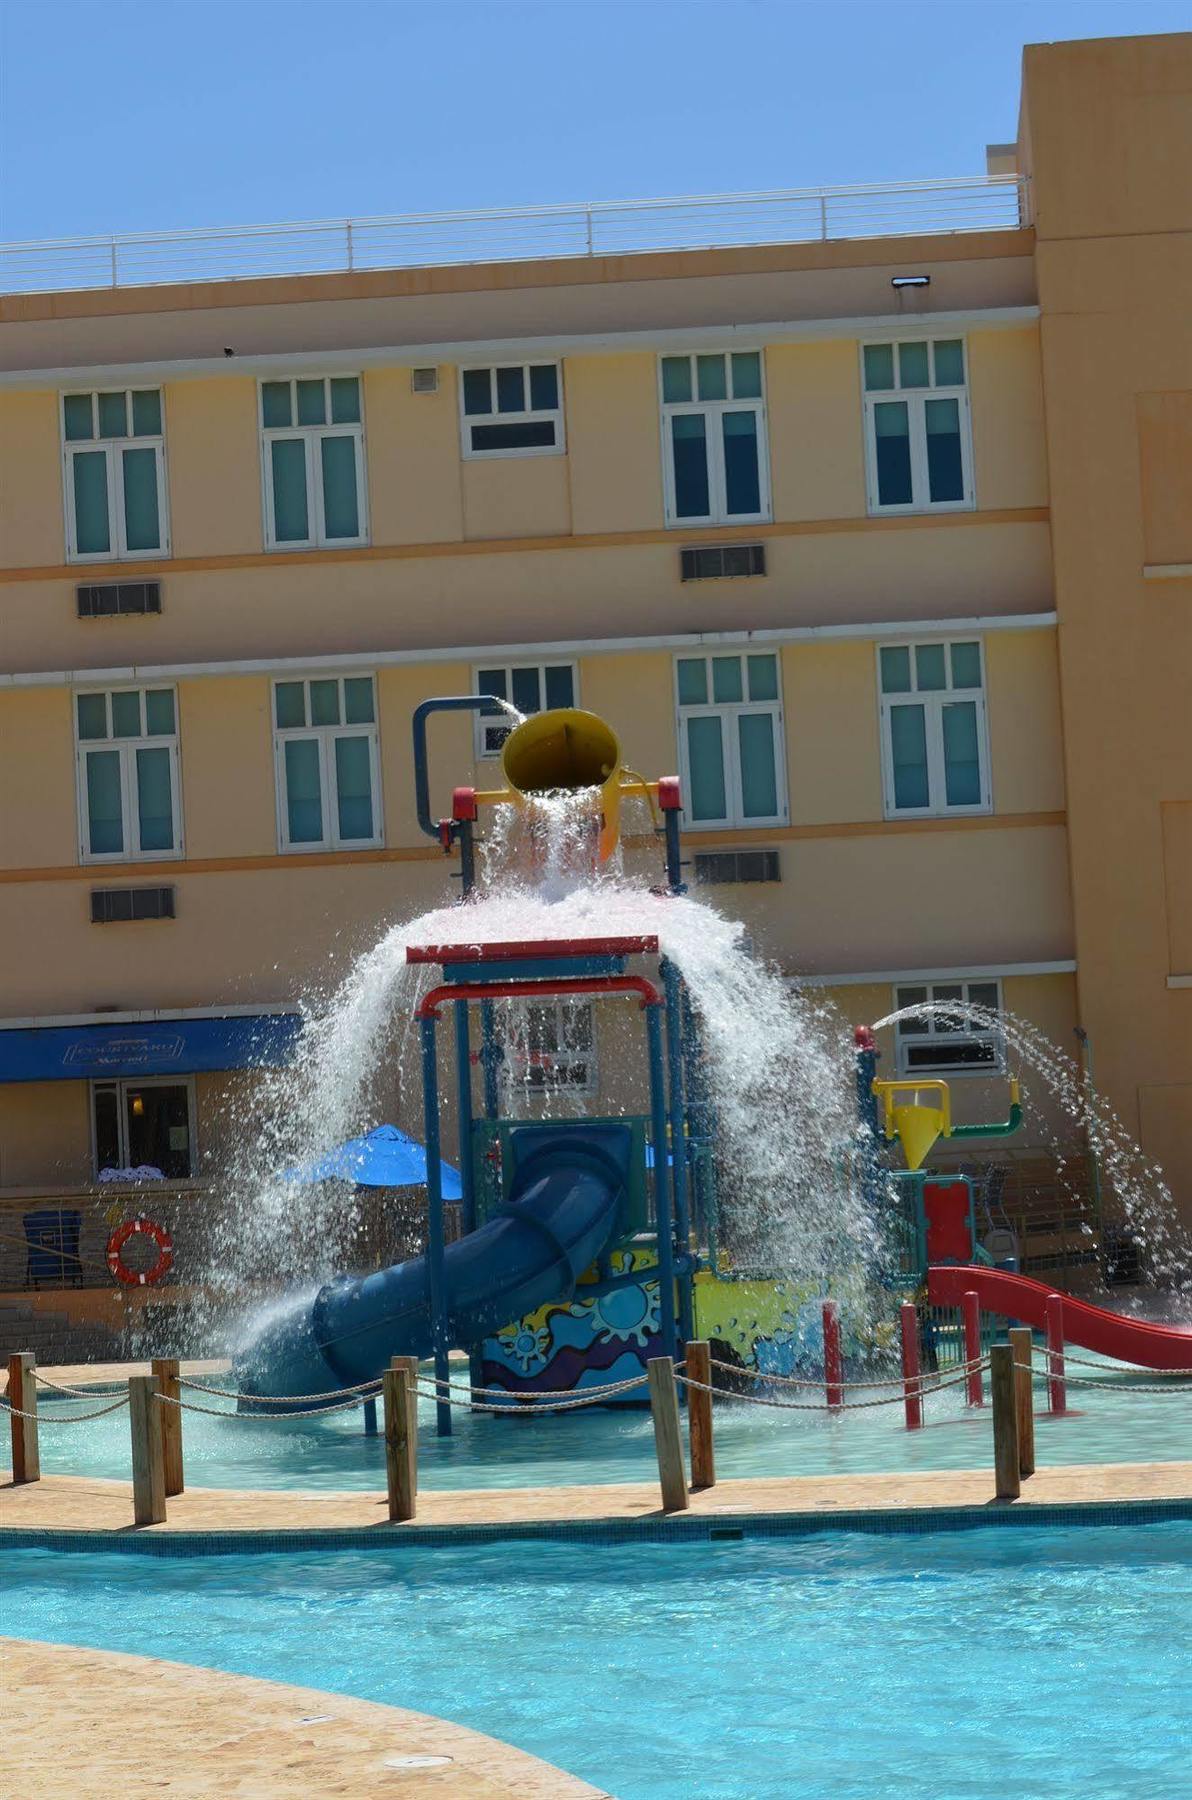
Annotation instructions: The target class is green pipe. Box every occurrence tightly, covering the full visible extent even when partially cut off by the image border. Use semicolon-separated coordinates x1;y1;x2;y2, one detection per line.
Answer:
949;1101;1023;1141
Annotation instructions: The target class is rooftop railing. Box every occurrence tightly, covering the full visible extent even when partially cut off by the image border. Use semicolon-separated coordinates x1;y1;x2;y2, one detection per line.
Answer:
0;175;1026;296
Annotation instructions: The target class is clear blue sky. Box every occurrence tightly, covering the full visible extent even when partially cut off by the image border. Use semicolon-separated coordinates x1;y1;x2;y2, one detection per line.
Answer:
1;0;1189;240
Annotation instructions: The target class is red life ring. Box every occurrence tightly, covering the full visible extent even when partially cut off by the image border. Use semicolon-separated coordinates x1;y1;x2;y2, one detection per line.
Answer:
106;1217;174;1287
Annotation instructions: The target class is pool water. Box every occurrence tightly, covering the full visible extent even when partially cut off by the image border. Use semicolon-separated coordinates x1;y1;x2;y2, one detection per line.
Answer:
5;1521;1189;1799
22;1362;1192;1491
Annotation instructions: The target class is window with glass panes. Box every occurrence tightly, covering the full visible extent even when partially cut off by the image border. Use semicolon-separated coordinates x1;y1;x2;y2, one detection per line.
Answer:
877;641;990;816
675;652;786;828
460;363;563;456
659;352;769;525
473;663;576;757
273;676;381;850
260;377;367;548
62;389;168;561
861;339;972;512
75;688;181;862
93;1077;195;1178
894;979;1003;1075
498;1000;596;1094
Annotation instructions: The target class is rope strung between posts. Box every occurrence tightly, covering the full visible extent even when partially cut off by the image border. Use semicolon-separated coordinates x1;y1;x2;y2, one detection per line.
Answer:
676;1360;990;1411
34;1372;125;1399
178;1373;383;1403
1012;1360;1190;1397
1;1394;130;1424
1034;1348;1192;1378
413;1373;650;1414
704;1351;989;1391
418;1369;654;1401
156;1390;375;1420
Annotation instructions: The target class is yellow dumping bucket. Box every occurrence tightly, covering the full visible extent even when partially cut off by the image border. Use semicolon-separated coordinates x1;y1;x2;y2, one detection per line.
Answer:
872;1079;952;1172
499;708;626;862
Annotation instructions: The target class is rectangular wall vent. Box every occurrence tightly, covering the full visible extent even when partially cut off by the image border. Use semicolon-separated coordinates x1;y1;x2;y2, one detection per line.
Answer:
680;544;766;582
694;850;780;885
410;366;439;394
91;886;176;923
77;582;162;618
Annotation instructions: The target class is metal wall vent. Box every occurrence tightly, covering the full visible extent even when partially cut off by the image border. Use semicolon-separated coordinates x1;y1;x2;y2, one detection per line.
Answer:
77;581;162;618
410;367;439;394
680;544;766;582
91;886;176;923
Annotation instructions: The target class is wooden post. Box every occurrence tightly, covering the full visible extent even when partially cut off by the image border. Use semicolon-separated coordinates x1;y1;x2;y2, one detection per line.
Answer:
1045;1293;1067;1417
990;1343;1021;1500
899;1302;922;1430
7;1352;40;1484
1008;1326;1036;1477
391;1355;420;1495
685;1339;715;1490
152;1357;183;1497
822;1300;844;1411
129;1374;166;1526
647;1356;689;1513
962;1290;984;1406
383;1365;416;1522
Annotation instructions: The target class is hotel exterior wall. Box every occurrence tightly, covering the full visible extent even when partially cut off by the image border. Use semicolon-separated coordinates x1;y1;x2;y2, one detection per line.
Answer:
1020;33;1192;1216
0;521;1054;676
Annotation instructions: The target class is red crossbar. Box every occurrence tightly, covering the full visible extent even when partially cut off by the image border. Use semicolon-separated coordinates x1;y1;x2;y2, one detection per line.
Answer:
406;935;659;965
416;973;661;1019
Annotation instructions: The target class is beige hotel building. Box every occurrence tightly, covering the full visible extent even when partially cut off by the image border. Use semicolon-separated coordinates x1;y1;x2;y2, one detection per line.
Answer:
1;33;1189;1347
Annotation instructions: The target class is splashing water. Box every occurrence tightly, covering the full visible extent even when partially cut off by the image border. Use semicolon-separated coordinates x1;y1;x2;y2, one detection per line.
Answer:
874;1002;1192;1315
201;786;879;1352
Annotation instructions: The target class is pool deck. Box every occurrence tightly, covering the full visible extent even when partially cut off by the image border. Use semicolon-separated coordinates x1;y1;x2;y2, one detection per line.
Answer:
0;1638;607;1798
5;1460;1191;1539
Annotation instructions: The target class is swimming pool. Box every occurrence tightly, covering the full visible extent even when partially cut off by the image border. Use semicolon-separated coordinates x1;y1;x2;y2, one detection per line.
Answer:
21;1361;1192;1491
5;1520;1189;1799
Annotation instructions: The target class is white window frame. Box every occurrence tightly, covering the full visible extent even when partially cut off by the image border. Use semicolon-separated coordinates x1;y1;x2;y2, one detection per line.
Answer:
497;999;597;1097
860;336;975;516
893;978;1005;1077
61;388;171;563
259;375;369;551
90;1075;197;1179
674;652;787;831
272;674;384;853
658;350;771;528
74;686;183;865
471;660;579;759
876;640;992;820
458;361;565;460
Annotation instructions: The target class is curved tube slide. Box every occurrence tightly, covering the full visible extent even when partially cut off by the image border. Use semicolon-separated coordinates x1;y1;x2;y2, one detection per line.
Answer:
928;1264;1192;1369
235;1123;631;1402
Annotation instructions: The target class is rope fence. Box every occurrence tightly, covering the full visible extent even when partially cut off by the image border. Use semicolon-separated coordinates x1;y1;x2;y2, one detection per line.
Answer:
5;1329;1188;1526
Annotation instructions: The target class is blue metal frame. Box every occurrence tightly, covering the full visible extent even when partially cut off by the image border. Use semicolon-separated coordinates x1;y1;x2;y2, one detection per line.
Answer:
419;1013;454;1436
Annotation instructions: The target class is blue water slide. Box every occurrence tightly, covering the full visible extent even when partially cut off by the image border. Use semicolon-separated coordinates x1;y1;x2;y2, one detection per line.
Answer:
235;1123;632;1402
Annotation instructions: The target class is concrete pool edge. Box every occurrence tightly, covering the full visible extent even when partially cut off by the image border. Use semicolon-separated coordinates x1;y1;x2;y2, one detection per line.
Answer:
0;1637;608;1799
4;1462;1191;1552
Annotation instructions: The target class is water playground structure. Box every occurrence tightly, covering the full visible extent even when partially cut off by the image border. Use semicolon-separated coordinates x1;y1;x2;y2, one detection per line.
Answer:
235;695;1192;1427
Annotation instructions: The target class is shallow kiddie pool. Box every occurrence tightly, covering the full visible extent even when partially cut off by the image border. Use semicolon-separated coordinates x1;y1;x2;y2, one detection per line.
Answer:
4;1518;1190;1800
21;1358;1192;1491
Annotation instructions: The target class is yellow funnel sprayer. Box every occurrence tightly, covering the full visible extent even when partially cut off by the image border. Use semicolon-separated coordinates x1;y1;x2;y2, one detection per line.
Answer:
871;1079;952;1172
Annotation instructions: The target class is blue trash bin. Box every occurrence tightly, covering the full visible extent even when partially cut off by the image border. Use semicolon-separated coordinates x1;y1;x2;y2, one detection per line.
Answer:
23;1209;83;1288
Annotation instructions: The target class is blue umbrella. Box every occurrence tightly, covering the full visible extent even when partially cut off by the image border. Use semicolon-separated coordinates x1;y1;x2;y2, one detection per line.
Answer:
285;1125;463;1199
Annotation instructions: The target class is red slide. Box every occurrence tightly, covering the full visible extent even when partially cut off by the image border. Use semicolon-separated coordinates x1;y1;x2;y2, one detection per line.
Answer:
928;1264;1192;1370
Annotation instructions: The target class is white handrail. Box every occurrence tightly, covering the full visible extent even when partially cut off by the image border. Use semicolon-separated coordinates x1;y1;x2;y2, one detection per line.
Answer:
0;175;1026;296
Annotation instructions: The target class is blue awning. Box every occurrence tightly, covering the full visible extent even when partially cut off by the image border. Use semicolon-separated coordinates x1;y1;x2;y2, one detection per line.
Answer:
0;1013;303;1083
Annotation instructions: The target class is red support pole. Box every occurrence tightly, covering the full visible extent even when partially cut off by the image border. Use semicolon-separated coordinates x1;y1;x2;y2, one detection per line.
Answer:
822;1300;843;1411
1045;1292;1067;1416
963;1289;984;1406
900;1301;923;1430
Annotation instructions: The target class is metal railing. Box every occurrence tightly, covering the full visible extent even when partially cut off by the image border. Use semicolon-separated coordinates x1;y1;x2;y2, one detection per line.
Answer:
0;176;1026;296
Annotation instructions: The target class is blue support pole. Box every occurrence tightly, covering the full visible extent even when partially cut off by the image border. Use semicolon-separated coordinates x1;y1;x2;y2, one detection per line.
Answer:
662;958;694;1346
419;1014;453;1436
480;999;500;1119
646;1002;678;1362
454;1002;476;1237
